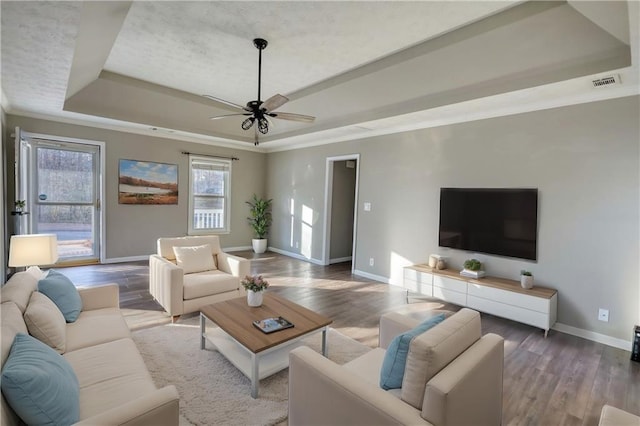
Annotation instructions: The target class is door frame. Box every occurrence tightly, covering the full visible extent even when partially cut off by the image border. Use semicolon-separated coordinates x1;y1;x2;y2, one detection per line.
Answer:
322;154;360;272
18;130;106;263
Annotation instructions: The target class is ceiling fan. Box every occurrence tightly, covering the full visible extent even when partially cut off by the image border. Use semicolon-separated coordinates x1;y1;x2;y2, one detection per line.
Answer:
204;38;315;146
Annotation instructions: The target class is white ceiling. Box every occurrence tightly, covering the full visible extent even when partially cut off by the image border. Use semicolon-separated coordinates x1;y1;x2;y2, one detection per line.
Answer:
1;1;638;152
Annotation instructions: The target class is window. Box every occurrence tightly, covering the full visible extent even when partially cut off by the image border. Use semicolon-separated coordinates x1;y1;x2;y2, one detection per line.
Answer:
188;156;231;234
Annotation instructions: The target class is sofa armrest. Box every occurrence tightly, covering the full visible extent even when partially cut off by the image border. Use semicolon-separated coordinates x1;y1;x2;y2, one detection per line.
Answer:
217;252;250;279
379;312;420;349
422;333;504;426
77;284;119;311
289;346;429;426
149;255;185;316
73;385;179;426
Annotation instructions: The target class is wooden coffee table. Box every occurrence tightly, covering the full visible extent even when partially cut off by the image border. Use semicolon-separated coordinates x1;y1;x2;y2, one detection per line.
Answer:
199;293;332;398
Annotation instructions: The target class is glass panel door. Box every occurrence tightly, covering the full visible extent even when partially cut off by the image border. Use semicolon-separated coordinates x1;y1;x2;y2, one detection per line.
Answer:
30;141;100;262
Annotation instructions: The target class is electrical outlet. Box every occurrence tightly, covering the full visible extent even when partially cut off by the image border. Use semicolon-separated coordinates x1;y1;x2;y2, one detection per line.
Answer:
364;202;371;212
598;308;609;322
295;242;299;249
369;257;374;266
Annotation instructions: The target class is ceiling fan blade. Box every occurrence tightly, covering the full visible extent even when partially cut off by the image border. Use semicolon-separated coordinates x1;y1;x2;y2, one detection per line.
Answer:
270;112;316;123
209;113;250;120
261;94;289;112
202;94;248;111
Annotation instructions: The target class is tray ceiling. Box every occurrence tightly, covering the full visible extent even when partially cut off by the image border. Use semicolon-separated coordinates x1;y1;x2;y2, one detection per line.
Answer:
1;1;637;151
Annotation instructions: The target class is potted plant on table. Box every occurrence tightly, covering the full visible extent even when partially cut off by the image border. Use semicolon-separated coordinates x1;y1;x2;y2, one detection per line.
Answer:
242;275;269;307
520;270;534;289
246;194;272;254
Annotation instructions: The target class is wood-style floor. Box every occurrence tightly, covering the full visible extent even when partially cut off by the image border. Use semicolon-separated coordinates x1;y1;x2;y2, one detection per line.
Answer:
60;250;640;426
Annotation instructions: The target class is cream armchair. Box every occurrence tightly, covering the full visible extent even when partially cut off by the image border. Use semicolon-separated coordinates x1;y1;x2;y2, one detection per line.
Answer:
289;308;504;426
149;236;250;321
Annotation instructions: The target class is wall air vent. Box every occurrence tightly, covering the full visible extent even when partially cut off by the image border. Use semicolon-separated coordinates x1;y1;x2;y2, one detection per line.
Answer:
592;75;621;88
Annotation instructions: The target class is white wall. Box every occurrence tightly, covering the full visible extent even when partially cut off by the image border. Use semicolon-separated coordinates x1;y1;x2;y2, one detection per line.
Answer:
267;96;639;343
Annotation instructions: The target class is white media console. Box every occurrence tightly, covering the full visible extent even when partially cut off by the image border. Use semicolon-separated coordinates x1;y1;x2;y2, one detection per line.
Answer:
403;264;558;337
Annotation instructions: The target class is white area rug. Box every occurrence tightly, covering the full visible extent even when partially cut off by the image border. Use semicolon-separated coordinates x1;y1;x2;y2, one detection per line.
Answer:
132;321;370;426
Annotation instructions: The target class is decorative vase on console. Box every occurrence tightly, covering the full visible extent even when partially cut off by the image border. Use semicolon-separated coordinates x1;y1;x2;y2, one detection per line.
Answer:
241;275;269;307
520;270;534;289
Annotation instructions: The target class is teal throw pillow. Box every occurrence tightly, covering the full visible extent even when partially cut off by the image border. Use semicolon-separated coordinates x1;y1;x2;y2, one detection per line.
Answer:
38;270;82;322
1;333;80;425
380;313;446;390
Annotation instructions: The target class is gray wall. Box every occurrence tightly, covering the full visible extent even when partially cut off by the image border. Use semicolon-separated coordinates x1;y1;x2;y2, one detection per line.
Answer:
4;115;266;259
266;96;640;341
329;160;356;261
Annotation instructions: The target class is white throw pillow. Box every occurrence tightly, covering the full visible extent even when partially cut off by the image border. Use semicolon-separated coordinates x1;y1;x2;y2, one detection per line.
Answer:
173;244;217;274
23;292;67;354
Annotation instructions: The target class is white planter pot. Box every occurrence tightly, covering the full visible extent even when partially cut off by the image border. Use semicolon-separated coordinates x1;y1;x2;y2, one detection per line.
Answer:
520;275;534;289
252;239;267;254
247;290;264;307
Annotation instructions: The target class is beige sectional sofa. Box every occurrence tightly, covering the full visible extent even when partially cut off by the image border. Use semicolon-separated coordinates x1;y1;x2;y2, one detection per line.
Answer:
289;308;504;426
1;268;179;426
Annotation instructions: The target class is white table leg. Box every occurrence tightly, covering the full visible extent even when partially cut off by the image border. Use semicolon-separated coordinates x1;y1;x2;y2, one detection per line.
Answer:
251;353;259;398
200;313;205;350
321;327;328;357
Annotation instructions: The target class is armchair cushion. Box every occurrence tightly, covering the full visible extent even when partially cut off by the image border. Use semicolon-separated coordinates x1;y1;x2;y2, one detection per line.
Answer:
401;308;482;410
183;271;240;300
38;270;83;323
173;244;216;273
23;292;66;354
380;313;445;390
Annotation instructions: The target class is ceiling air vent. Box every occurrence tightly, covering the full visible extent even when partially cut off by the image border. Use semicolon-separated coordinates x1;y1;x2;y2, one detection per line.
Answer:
592;75;621;88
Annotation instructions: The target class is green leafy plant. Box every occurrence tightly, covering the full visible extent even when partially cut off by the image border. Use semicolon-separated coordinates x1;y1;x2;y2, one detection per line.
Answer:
246;194;273;239
521;270;532;276
463;259;482;271
241;275;269;292
14;200;26;210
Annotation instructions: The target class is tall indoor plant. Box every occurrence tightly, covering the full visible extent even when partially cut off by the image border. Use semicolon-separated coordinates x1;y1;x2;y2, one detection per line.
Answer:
246;194;272;254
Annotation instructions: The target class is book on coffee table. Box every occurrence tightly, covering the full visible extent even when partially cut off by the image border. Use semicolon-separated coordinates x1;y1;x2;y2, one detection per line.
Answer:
253;316;294;334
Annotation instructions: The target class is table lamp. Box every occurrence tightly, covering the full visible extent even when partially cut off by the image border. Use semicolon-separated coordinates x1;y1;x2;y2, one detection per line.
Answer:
8;234;59;271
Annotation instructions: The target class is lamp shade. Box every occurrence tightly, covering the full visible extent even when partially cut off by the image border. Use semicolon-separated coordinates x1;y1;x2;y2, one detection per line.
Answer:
9;234;59;267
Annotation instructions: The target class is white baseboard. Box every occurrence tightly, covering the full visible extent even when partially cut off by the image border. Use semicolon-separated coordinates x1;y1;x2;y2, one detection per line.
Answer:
267;247;324;265
353;269;391;284
330;256;352;264
223;246;252;252
102;255;149;264
552;322;632;351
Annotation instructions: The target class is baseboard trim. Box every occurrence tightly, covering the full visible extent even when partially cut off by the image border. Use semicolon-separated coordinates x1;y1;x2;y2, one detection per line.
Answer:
268;247;324;266
330;256;352;264
102;255;149;264
552;322;632;351
353;269;390;284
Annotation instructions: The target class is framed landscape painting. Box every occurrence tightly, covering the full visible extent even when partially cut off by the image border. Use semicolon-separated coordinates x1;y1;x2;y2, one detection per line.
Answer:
118;159;178;204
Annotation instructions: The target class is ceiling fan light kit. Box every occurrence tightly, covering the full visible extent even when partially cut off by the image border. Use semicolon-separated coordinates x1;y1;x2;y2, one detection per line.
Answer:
204;38;315;145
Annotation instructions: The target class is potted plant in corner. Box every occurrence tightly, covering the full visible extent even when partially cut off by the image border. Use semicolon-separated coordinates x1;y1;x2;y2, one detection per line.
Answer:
242;275;269;307
520;270;534;289
246;194;272;254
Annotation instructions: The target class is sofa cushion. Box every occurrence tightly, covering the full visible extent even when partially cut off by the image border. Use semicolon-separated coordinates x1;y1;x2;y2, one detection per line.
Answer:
1;333;80;425
343;347;387;387
401;308;481;410
183;270;240;300
1;270;39;312
173;244;217;273
64;338;156;420
1;303;28;369
23;292;67;354
380;313;446;390
38;270;83;322
65;308;131;352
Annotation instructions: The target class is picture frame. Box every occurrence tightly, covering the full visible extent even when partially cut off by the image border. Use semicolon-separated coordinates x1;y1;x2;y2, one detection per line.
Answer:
118;159;178;205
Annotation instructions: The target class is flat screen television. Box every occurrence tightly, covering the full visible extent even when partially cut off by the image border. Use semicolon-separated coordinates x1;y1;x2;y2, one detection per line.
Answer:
439;188;538;261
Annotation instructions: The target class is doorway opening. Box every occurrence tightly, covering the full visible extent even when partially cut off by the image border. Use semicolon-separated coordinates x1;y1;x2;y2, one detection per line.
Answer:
322;154;359;272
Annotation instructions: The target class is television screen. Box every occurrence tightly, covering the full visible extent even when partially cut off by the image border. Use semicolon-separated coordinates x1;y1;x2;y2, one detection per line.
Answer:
439;188;538;261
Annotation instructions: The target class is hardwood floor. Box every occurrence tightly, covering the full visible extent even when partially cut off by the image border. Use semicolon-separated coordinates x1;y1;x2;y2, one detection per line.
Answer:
59;250;640;425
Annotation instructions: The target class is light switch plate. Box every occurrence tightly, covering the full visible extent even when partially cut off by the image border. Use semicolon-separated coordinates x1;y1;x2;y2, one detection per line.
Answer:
364;202;371;211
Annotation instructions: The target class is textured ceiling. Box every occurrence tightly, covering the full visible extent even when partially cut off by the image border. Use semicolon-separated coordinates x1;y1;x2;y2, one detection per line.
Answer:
1;1;638;151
